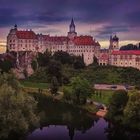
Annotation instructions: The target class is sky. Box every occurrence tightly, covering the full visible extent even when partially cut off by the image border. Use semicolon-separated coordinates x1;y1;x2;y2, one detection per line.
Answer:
0;0;140;52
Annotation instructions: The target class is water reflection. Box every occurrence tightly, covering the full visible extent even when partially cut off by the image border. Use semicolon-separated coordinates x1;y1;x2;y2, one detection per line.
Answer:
27;98;108;140
27;119;108;140
26;97;140;140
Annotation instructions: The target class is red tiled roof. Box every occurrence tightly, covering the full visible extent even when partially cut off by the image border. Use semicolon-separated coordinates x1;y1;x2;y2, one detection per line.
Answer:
16;30;37;39
112;50;140;55
73;36;96;45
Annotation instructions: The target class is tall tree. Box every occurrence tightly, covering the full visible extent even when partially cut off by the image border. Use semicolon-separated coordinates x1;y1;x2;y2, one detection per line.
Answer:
0;73;39;139
123;92;140;130
107;90;128;122
50;76;59;95
0;59;13;73
73;56;85;69
64;77;92;104
47;60;62;84
53;51;73;65
37;49;51;67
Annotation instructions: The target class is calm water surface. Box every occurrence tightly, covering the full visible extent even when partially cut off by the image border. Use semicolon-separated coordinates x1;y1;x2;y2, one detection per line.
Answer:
26;98;109;140
27;118;108;140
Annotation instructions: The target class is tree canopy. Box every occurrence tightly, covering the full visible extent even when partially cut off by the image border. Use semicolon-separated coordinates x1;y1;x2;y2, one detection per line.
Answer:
63;76;93;104
123;92;140;130
107;90;128;122
0;73;39;139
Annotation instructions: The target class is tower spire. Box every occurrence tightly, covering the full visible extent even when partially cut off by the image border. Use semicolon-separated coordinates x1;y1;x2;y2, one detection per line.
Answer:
14;24;17;30
68;18;77;39
69;18;75;32
70;18;75;27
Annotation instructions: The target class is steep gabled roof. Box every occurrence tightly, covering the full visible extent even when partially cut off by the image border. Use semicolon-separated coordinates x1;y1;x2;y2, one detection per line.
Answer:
16;30;37;39
112;50;140;55
73;36;96;46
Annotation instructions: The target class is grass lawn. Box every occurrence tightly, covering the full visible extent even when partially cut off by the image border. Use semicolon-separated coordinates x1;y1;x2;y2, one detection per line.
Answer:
91;90;114;105
20;81;49;89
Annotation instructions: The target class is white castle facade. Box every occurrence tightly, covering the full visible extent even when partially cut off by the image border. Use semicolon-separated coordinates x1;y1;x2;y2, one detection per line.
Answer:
7;19;100;66
6;19;140;75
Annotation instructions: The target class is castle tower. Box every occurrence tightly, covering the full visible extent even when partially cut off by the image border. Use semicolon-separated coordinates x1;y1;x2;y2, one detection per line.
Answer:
14;24;17;30
109;34;119;51
68;18;77;39
70;18;75;32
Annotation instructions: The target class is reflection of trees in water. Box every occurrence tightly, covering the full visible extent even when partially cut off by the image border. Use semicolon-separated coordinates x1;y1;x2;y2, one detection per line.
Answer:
105;122;140;140
37;97;99;140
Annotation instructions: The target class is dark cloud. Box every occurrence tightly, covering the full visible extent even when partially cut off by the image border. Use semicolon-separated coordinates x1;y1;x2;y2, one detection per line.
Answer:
0;0;140;42
94;25;130;39
0;0;140;25
125;10;140;27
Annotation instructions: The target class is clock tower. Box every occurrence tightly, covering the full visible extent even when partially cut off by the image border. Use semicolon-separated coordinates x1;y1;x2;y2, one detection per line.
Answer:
109;34;119;51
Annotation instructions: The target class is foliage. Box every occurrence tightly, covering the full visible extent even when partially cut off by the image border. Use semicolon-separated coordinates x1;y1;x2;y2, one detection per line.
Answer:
0;73;21;92
53;51;73;65
63;86;73;102
107;90;128;122
27;67;48;83
63;77;93;105
123;92;140;130
50;76;59;95
0;59;13;73
27;49;140;86
31;59;38;71
91;90;114;105
73;56;85;69
26;64;140;91
37;49;51;67
0;73;39;139
90;55;99;66
53;51;85;69
47;60;62;84
120;44;140;50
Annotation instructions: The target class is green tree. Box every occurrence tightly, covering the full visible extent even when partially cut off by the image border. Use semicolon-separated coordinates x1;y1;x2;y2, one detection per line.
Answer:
0;73;21;92
0;73;39;139
107;90;128;122
28;67;48;83
0;59;13;73
31;59;38;71
53;51;73;65
123;92;140;130
64;77;92;104
73;56;85;69
37;49;51;67
93;55;99;66
47;60;62;84
50;76;59;95
63;86;73;102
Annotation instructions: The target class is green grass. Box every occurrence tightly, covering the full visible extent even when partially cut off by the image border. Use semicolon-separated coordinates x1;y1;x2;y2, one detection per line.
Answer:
91;90;114;105
20;81;49;89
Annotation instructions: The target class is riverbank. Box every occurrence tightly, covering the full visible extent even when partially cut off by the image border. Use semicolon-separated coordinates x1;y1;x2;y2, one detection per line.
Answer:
21;83;109;117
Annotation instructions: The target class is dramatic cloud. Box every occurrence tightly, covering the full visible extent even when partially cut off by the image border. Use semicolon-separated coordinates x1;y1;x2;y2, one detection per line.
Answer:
0;0;140;47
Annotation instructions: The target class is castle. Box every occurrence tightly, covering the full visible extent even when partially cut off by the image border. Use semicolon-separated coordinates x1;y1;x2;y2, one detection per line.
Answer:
7;19;100;67
6;19;140;75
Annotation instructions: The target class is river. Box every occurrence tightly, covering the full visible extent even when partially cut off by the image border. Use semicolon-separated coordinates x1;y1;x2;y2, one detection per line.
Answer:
25;97;110;140
27;118;108;140
25;97;139;140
